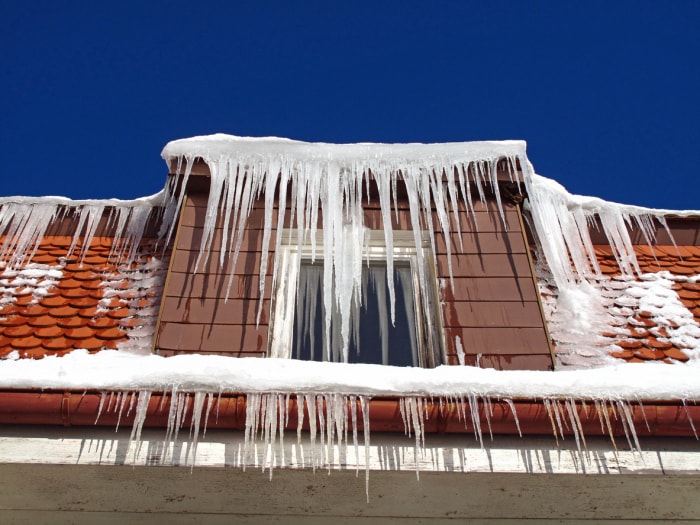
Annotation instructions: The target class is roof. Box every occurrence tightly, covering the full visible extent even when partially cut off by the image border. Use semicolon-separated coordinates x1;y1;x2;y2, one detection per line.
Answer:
0;134;699;432
539;243;700;367
0;236;166;359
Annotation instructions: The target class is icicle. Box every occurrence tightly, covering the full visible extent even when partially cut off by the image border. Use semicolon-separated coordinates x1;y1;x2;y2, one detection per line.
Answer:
94;392;108;425
188;391;207;468
360;395;371;503
203;393;214;438
504;398;522;437
616;400;642;452
129;390;152;461
564;398;586;459
0;193;164;270
542;399;560;446
467;394;483;448
682;400;698;439
243;393;261;471
115;391;130;432
349;395;359;477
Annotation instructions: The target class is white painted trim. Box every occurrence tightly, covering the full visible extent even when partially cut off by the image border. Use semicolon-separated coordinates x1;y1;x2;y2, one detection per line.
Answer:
1;426;698;476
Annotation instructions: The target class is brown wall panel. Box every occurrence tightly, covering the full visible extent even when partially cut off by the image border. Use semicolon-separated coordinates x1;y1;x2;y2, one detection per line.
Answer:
446;353;552;371
159;189;551;370
160;296;270;325
170;248;271;275
167;272;272;300
199;324;267;353
442;301;544;328
434;231;526;255
442;277;537;302
444;327;550;355
436;253;532;278
159;321;267;353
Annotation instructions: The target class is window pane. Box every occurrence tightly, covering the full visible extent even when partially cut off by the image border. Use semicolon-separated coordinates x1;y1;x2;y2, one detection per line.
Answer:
293;261;419;366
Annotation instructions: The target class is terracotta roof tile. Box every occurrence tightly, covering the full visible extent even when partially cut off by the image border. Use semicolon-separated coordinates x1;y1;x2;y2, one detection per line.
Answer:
50;305;80;318
75;337;107;351
107;307;130;320
665;347;690;362
30;254;58;264
56;316;89;329
12;336;43;349
0;316;27;327
4;324;34;338
41;337;73;351
68;297;98;309
62;288;91;299
0;234;168;359
18;305;49;317
64;326;95;340
80;279;103;290
56;279;81;290
27;315;57;328
39;296;69;308
77;306;101;318
95;327;126;340
537;242;700;367
87;317;117;329
35;325;65;339
634;348;666;360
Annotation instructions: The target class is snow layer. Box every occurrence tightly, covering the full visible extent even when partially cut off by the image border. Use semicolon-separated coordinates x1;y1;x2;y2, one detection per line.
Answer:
1;350;699;401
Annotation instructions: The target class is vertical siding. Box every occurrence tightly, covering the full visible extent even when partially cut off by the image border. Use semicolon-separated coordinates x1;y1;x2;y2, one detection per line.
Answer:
156;193;271;356
157;186;552;370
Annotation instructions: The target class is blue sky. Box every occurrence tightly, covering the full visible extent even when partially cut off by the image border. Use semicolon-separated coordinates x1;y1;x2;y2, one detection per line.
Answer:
2;1;698;209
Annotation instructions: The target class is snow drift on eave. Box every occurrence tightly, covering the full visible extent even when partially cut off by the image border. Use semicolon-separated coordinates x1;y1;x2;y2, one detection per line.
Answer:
160;134;698;365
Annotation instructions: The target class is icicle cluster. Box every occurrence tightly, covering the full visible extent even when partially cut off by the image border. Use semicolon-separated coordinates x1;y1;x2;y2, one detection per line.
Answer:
161;135;691;366
162;135;527;362
92;389;697;496
0;194;165;270
524;172;676;287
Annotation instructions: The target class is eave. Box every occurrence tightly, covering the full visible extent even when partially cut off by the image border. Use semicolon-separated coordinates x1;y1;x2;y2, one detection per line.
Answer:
1;389;698;439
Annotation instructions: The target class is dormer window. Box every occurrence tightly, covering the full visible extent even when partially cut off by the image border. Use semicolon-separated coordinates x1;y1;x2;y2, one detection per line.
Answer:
268;230;443;367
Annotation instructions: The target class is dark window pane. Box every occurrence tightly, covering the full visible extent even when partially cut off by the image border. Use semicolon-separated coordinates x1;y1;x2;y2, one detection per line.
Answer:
293;261;418;366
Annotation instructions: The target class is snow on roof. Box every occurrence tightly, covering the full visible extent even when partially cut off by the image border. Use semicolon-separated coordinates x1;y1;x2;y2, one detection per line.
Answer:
161;133;528;165
1;350;699;401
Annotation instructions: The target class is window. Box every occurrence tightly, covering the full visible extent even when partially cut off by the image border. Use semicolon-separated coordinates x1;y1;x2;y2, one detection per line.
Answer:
268;229;443;367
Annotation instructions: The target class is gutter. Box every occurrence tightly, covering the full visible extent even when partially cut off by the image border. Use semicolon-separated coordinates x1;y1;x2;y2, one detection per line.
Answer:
0;390;698;438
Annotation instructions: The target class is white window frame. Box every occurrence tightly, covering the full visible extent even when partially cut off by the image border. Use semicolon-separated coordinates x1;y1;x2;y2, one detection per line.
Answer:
267;229;443;367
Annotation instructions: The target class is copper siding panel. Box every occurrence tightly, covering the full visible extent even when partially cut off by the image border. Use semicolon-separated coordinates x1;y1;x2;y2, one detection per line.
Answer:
442;301;544;328
445;353;552;370
478;354;553;371
442;277;537;302
444;327;550;355
436;253;532;278
158;322;267;353
170;249;271;275
167;272;271;300
181;205;273;229
434;231;526;255
157;322;205;351
178;225;265;252
159;296;270;325
199;324;267;353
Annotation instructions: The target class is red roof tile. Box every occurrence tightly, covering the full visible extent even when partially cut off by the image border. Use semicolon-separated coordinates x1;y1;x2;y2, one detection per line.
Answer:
538;242;700;366
0;235;167;358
